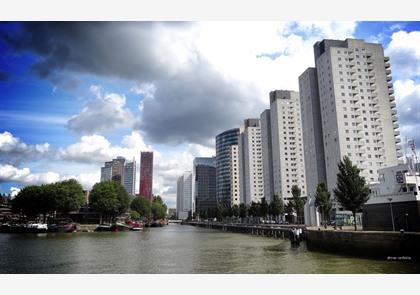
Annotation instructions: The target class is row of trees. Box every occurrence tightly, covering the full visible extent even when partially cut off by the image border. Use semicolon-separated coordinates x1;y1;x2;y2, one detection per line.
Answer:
196;156;369;230
198;195;286;223
12;179;85;221
130;195;168;221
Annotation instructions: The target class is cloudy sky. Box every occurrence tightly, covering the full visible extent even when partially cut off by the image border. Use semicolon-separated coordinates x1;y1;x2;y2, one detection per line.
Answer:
0;21;419;207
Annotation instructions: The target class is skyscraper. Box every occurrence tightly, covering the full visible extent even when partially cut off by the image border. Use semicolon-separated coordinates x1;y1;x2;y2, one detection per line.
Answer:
193;157;217;215
260;109;274;202
229;145;240;206
299;38;401;198
100;161;112;182
238;119;264;204
140;151;153;201
123;159;136;196
111;156;125;183
176;171;192;219
299;68;327;199
100;157;136;195
269;90;307;202
216;128;240;207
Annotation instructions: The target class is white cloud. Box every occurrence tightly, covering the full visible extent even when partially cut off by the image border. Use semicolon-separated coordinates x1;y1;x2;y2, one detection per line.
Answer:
0;164;60;185
58;131;152;164
386;30;420;79
393;79;420;151
0;131;50;165
67;91;135;134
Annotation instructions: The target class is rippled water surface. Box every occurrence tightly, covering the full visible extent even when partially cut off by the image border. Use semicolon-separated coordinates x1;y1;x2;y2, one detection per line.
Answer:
1;224;419;273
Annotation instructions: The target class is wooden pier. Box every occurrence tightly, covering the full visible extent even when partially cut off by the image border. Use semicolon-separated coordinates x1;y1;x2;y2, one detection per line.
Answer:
184;221;306;240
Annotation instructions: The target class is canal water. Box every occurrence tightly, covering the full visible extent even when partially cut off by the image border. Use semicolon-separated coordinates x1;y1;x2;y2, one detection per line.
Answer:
1;224;419;273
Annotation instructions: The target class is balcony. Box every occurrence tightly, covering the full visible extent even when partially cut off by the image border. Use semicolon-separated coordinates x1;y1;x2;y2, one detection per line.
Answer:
385;62;391;68
366;52;372;58
384;56;390;62
387;82;393;88
389;95;395;102
390;101;396;108
397;151;403;158
392;115;398;122
367;65;374;71
395;137;401;143
386;69;391;75
372;105;380;113
389;89;394;95
387;75;392;82
394;129;400;136
393;122;399;129
371;84;377;91
391;109;397;116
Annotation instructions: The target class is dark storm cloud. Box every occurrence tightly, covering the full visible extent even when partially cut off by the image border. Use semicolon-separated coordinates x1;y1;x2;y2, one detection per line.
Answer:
0;22;262;146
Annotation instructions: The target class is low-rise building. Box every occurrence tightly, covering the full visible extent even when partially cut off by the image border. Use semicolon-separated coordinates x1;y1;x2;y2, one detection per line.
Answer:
363;162;420;231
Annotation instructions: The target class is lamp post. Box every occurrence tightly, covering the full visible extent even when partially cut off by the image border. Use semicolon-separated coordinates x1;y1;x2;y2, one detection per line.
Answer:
388;197;395;231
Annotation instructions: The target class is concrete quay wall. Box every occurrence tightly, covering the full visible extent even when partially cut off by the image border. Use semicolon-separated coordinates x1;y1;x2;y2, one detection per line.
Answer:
306;229;420;260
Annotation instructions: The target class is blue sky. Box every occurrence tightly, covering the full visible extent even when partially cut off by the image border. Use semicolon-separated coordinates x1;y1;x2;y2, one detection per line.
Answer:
1;21;420;207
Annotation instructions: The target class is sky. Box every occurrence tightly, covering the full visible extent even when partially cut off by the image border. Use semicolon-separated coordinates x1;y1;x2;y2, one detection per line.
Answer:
0;21;420;208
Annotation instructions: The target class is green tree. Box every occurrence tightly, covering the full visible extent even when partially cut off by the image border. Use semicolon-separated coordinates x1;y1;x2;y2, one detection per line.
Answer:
130;197;152;220
290;185;304;224
231;204;240;219
249;201;260;223
333;156;370;231
269;195;284;222
314;182;333;226
239;203;248;221
90;181;128;223
130;210;140;220
12;185;42;219
215;204;223;221
54;179;85;215
260;197;269;220
151;201;166;220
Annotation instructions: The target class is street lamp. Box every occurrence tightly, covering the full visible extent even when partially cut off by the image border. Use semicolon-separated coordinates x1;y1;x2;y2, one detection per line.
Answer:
388;197;395;231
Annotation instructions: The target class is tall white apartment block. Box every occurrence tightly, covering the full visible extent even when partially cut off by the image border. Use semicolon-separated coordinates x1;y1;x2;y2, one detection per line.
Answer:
176;171;192;220
269;90;307;202
229;145;240;206
238;119;264;204
176;175;184;219
299;68;327;198
308;39;401;194
260;109;274;202
183;171;192;216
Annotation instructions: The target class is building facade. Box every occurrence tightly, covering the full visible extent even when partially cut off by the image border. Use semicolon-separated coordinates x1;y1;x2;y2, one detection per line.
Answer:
229;145;240;206
140;151;153;201
299;68;327;199
176;171;192;220
300;39;401;199
238;119;264;204
193;157;217;215
123;159;136;196
216;128;240;207
260;109;274;202
111;157;125;183
100;157;137;195
364;162;420;231
269;90;307;202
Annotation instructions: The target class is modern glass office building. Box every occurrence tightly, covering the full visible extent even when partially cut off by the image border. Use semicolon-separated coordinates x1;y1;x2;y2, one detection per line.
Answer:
216;128;240;207
193;157;216;215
